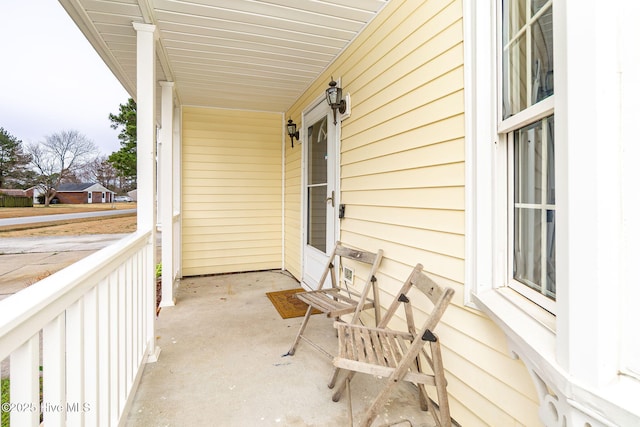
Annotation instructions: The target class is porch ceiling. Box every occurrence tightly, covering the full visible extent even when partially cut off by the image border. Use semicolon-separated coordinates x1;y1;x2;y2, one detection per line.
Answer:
59;0;388;112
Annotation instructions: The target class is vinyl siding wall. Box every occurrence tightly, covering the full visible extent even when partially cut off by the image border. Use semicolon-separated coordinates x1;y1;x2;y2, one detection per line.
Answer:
284;134;302;280
181;107;283;276
285;0;541;425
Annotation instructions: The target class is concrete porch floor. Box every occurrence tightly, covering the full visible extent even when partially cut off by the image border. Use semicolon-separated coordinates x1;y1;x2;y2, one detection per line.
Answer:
125;271;439;427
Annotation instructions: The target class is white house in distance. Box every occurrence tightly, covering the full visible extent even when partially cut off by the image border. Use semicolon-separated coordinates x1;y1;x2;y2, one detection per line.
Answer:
0;1;638;426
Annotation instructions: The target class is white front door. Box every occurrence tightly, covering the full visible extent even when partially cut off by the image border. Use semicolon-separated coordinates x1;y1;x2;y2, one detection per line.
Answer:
302;101;338;290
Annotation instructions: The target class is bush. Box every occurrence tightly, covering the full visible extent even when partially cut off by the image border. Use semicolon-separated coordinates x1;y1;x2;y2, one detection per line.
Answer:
1;378;9;426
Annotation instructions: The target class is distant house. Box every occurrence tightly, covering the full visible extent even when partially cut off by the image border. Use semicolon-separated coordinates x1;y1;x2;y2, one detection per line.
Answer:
55;182;114;204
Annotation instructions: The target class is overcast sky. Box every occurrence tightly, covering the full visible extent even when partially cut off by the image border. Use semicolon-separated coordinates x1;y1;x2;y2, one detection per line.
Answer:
0;0;130;155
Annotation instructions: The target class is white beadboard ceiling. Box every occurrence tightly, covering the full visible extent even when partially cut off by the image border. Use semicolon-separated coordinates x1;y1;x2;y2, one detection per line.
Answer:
59;0;388;112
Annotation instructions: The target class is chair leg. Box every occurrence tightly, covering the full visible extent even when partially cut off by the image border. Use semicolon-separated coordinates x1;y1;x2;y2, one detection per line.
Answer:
328;367;341;389
430;340;451;427
346;376;354;427
284;305;313;356
332;370;356;402
414;357;429;411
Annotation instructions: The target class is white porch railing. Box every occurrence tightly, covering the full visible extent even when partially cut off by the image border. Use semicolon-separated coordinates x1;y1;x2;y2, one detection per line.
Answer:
0;230;156;426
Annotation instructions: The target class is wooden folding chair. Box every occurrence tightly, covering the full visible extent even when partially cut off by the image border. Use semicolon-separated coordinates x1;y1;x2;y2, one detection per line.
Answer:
285;241;383;358
330;264;455;427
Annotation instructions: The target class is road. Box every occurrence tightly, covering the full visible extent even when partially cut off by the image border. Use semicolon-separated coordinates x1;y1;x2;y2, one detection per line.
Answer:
0;233;133;254
0;208;136;227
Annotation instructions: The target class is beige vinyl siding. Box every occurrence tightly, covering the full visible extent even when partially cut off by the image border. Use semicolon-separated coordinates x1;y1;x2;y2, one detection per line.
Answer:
285;0;541;425
182;107;283;276
284;135;302;280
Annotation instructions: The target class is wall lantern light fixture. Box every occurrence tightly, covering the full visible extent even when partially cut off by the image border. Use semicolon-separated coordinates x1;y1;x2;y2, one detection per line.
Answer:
325;77;347;125
286;118;299;148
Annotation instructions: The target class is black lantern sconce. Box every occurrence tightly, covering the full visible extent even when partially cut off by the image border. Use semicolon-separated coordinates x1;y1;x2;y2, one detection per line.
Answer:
286;118;299;148
325;77;347;125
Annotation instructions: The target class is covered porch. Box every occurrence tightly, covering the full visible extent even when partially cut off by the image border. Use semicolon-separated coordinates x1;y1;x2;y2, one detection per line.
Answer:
126;271;438;427
5;0;640;426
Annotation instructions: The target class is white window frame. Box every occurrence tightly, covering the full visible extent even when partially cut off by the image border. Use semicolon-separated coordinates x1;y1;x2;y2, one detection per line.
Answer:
463;0;557;352
500;0;556;312
464;0;640;424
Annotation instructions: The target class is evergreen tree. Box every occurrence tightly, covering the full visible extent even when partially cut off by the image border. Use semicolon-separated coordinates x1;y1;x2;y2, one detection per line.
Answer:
107;98;137;191
0;127;32;188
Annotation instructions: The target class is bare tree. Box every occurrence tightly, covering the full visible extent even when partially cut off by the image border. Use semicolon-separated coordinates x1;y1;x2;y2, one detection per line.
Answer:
74;155;119;190
27;130;97;206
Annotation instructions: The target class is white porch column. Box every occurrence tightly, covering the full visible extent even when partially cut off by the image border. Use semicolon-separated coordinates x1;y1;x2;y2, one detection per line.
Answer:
159;81;176;307
133;22;159;361
172;106;182;281
134;22;156;232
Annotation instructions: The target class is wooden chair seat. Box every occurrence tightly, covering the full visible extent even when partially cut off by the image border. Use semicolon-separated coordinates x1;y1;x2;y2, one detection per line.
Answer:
296;289;375;319
333;323;436;386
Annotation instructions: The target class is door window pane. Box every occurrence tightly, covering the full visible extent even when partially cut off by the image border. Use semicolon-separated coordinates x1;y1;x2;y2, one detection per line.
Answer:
306;116;328;252
307;186;327;252
307;117;327;185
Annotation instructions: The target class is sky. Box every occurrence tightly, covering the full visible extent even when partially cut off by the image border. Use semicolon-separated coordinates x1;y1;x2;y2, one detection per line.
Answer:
0;0;130;156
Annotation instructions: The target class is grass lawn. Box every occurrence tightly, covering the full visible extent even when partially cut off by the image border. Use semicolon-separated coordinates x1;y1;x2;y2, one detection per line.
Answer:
0;203;137;237
0;203;136;219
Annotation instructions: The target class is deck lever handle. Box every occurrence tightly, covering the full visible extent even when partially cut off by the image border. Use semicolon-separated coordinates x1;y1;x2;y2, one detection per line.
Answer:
326;190;334;207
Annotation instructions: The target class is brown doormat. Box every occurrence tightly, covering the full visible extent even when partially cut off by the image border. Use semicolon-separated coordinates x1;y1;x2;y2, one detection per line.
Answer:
266;288;322;319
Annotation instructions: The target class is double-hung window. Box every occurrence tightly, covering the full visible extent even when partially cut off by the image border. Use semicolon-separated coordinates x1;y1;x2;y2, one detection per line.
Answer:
501;0;555;312
466;0;640;422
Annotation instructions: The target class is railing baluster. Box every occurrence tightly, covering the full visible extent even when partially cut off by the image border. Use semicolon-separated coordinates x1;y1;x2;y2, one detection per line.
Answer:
66;299;84;426
110;268;120;422
127;253;134;388
0;231;155;426
118;258;127;412
43;313;66;426
132;250;139;371
98;275;112;426
10;335;40;426
83;286;99;425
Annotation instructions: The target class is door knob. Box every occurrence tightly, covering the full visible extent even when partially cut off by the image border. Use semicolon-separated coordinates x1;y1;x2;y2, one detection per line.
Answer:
326;190;334;207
